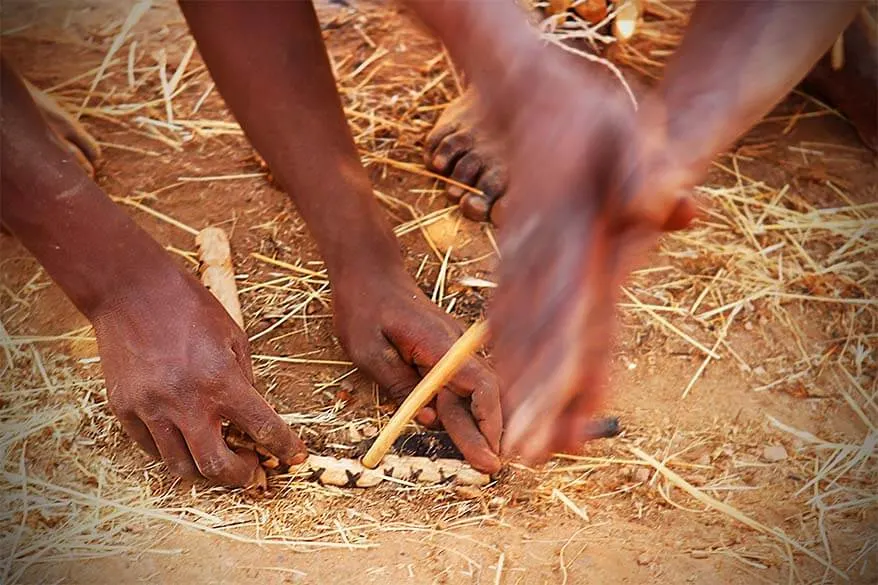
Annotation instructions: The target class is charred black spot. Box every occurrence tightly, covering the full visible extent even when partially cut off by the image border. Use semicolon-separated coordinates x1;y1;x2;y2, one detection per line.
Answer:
586;416;622;439
354;431;463;460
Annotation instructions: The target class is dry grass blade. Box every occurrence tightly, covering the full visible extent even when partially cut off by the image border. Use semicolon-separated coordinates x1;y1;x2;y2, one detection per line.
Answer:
78;0;152;117
630;446;848;580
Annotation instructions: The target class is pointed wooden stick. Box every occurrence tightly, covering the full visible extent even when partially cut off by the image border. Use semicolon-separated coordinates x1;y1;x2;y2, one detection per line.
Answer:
361;319;490;469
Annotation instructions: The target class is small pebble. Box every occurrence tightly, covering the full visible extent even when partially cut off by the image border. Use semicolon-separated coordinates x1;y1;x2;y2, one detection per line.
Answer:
455;485;482;500
633;467;651;483
696;454;711;466
762;445;788;462
636;552;653;566
347;425;363;443
362;424;378;438
691;550;710;559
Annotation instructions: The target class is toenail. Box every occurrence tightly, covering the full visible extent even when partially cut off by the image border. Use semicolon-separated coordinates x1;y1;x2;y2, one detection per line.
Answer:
446;185;465;202
461;194;490;222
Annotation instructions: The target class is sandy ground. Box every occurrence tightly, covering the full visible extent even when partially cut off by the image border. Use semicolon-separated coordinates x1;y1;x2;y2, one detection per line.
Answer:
1;1;876;584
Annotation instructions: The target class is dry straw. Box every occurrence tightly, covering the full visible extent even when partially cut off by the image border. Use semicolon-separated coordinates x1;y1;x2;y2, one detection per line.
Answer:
1;0;875;582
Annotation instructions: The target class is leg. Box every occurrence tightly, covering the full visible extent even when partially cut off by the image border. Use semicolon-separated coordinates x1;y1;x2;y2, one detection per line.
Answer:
177;0;502;473
802;10;877;152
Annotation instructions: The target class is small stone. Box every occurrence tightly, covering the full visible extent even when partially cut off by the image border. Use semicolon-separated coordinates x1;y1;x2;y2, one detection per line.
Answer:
762;445;788;462
636;552;653;566
691;550;710;559
753;366;767;377
696;454;711;466
362;424;378;439
744;321;754;331
347;425;363;443
488;496;507;508
633;467;651;483
455;485;481;499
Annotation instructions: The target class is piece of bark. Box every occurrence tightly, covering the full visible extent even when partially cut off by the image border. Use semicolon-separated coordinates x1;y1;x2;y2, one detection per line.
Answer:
196;227;245;329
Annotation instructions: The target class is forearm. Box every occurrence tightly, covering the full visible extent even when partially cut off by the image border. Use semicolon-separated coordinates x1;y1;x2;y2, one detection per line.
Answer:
178;0;405;283
1;59;183;321
659;0;863;173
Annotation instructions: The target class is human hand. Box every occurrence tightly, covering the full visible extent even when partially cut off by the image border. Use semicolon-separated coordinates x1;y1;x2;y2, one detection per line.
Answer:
488;56;695;464
332;273;502;473
93;268;306;486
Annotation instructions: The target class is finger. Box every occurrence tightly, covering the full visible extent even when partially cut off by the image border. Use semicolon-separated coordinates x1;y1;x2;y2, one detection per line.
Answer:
182;418;261;487
229;338;255;386
146;419;200;480
548;409;618;458
415;405;438;427
356;340;424;406
115;411;160;458
436;390;501;474
221;372;307;465
443;358;502;455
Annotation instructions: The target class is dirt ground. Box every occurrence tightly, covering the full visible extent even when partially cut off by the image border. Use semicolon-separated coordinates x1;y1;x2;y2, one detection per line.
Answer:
1;1;876;584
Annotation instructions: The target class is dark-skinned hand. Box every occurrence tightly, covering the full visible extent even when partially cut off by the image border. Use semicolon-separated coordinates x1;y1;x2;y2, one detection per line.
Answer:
488;54;695;465
93;268;306;487
332;273;502;474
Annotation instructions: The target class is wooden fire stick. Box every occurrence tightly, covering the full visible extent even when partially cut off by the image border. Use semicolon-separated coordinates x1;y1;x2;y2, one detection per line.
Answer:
195;227;491;487
361;320;490;468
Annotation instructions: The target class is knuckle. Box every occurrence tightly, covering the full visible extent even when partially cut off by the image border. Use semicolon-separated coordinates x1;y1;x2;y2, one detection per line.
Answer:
250;419;282;445
168;460;198;480
198;455;231;481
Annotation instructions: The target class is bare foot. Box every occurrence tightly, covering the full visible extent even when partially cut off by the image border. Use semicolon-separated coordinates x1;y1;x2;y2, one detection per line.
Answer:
424;90;509;223
802;14;877;152
24;79;102;177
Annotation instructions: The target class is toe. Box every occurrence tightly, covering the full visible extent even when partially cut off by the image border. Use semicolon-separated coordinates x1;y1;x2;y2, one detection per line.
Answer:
451;151;483;184
424;118;459;160
428;130;474;175
460;165;508;223
475;166;508;204
489;196;509;226
460;193;491;222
